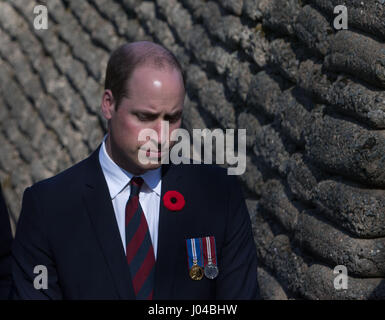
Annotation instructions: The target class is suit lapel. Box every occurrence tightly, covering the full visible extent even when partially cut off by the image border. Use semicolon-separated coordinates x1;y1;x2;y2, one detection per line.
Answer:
153;163;184;299
81;145;185;300
82;145;135;299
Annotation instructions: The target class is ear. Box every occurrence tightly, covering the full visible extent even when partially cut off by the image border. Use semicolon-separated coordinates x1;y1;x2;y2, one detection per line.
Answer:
101;89;115;120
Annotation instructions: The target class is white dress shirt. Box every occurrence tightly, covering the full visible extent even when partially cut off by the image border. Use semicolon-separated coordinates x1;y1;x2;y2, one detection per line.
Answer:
98;136;161;259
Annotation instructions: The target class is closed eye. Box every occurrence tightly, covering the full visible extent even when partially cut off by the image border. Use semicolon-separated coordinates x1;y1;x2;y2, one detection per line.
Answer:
134;110;182;123
135;113;158;121
165;111;182;123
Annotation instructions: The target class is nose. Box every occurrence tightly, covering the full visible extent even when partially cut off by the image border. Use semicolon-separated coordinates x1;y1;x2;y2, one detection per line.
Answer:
154;119;168;149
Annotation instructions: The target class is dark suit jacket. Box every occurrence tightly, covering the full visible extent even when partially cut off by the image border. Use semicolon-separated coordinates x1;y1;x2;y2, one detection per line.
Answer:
0;184;12;299
11;145;259;299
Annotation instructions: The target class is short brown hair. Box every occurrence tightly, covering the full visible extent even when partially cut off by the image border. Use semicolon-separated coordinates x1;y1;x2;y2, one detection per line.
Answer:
104;41;185;109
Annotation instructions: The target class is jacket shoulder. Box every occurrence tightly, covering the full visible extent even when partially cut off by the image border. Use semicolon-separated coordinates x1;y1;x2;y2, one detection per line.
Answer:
29;152;94;195
172;162;233;185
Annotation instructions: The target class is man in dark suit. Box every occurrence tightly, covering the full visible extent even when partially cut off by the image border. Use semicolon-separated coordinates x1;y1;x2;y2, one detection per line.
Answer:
11;41;259;299
0;184;12;299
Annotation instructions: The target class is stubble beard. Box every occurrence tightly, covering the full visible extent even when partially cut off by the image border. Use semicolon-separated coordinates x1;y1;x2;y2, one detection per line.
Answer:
106;133;150;175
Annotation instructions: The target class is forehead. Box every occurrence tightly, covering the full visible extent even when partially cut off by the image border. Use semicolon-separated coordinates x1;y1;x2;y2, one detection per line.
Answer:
127;65;184;95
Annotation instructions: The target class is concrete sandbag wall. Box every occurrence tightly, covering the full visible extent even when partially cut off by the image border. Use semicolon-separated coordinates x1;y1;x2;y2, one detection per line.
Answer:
0;0;384;299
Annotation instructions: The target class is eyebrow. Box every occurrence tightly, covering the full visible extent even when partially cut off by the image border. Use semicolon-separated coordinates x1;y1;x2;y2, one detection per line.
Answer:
134;109;182;117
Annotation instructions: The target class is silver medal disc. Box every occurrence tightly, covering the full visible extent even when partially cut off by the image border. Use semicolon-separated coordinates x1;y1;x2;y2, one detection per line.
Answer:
204;263;219;279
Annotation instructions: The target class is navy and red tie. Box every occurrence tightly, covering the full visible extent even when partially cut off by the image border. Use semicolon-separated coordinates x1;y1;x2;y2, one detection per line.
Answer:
125;177;155;300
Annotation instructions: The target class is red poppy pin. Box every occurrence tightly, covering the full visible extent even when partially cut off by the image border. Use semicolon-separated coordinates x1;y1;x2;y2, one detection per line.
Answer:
163;191;185;211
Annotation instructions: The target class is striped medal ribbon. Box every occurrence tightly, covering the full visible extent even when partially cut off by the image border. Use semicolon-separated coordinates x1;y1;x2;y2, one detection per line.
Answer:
186;238;204;280
202;236;219;279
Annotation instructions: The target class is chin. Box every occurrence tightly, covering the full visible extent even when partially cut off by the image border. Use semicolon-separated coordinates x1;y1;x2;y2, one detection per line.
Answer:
138;161;163;172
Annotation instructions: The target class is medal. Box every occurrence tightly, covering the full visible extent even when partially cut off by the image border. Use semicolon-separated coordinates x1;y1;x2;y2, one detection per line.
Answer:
202;236;219;279
189;264;204;280
186;238;204;280
204;263;219;279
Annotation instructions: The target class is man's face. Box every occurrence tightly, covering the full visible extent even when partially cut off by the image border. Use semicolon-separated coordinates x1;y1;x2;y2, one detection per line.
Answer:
102;65;185;175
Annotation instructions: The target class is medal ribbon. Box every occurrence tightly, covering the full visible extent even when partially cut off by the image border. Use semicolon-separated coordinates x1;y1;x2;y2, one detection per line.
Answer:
186;238;204;269
202;236;217;266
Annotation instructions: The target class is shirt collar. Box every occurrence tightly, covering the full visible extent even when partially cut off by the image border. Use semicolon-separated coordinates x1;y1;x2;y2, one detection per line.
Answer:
98;135;162;200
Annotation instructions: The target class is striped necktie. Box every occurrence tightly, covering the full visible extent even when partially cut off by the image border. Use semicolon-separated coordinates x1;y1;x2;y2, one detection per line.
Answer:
125;176;155;300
